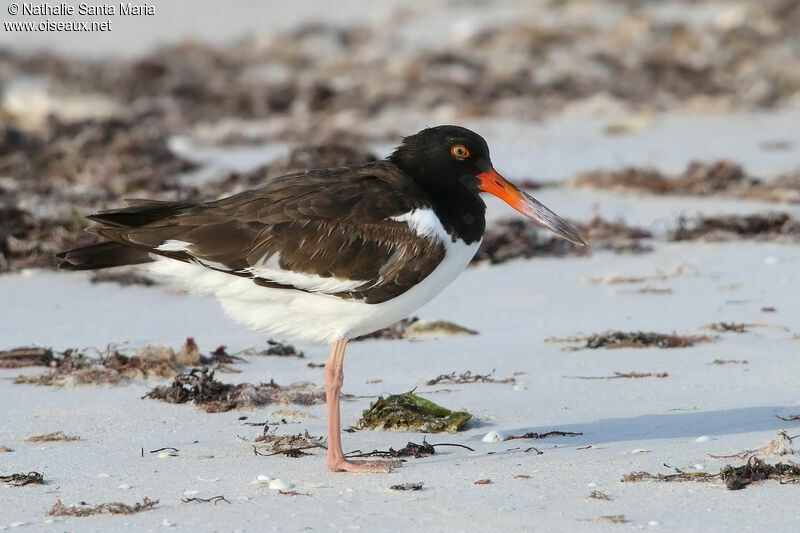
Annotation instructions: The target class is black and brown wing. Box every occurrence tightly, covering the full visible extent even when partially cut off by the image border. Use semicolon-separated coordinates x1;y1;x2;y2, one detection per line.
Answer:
57;163;446;304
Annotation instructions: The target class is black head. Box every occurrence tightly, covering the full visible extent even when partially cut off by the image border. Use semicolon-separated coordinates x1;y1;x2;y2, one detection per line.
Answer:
390;125;588;247
388;125;492;192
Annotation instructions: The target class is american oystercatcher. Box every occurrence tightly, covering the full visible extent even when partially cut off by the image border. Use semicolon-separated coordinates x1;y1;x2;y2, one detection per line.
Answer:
57;125;586;473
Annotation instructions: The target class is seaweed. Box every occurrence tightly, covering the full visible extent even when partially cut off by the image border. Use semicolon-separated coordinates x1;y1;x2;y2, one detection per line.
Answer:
565;371;669;380
26;431;80;443
0;472;44;486
0;347;54;369
353;317;419;341
15;345;178;386
144;368;325;413
426;370;515;386
48;497;158;517
668;213;800;242
253;429;326;457
264;339;304;358
390;482;423;491
572;161;800;204
353;392;472;433
473;216;652;264
402;320;478;340
548;331;710;350
352;318;476;341
505;431;582;441
621;457;800;490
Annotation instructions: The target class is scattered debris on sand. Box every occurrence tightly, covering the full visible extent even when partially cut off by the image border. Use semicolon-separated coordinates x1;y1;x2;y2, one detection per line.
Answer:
253;429;326;457
710;359;749;365
505;431;583;441
426;370;515;386
181;495;230;505
622;457;800;490
547;331;711;350
598;515;629;524
145;368;325;413
15;345;178;386
47;497;158;517
0;472;44;486
26;431;80;443
706;322;749;333
708;431;796;461
587;490;611;500
474;216;652;264
354;392;471;433
390;482;423;491
11;339;257;386
474;479;492;485
565;371;669;380
263;339;304;358
353;318;477;341
668;213;800;242
346;440;472;459
572;161;800;204
402;320;478;340
353;317;419;341
0;347;54;369
721;458;800;490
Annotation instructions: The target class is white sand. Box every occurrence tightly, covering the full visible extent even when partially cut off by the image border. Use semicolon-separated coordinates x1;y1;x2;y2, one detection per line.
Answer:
2;1;800;531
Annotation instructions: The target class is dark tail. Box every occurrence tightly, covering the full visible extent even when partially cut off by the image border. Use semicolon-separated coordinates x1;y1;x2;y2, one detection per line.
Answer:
56;241;154;271
56;200;197;271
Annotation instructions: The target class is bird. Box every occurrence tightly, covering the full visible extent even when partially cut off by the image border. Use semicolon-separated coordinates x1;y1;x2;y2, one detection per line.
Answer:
57;125;587;473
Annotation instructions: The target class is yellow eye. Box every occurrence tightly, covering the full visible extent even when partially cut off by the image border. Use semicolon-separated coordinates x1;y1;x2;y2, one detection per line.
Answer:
450;144;469;159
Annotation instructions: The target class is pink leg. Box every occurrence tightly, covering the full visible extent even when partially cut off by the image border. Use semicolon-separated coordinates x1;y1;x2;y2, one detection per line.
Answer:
325;337;401;473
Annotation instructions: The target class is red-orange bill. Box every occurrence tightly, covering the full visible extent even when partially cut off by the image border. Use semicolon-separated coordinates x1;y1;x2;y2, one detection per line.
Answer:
477;168;588;246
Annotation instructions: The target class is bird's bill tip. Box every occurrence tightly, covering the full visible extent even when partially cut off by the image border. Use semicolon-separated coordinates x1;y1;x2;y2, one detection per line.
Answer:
476;168;588;246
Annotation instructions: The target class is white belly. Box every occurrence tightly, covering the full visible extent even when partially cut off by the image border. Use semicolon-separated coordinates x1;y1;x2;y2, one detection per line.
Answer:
146;238;480;345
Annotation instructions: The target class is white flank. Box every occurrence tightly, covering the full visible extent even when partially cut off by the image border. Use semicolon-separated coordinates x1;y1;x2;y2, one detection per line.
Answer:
146;210;478;344
247;253;367;294
155;240;193;252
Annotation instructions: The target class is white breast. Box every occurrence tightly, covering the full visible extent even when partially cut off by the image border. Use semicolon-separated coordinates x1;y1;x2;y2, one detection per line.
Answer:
146;208;479;344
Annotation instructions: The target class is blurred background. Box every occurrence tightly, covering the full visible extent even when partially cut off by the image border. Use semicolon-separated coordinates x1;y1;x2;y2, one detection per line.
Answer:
1;0;799;275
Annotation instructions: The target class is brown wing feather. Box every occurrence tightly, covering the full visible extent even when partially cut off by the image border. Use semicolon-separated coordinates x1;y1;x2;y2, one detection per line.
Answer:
76;162;447;303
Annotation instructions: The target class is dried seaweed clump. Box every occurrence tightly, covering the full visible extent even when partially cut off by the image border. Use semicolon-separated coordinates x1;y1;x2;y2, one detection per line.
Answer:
622;458;800;490
48;497;158;517
474;216;651;264
353;318;476;341
26;431;80;443
668;213;800;243
573;161;800;204
0;347;54;369
14;345;177;386
144;368;325;413
264;339;304;358
572;161;747;196
354;392;471;433
402;320;478;340
353;317;419;341
0;472;44;486
426;370;515;386
721;458;800;490
474;218;591;264
549;331;710;350
254;429;326;457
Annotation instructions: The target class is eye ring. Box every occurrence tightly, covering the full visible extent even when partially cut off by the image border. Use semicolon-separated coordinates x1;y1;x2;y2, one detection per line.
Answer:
450;144;469;159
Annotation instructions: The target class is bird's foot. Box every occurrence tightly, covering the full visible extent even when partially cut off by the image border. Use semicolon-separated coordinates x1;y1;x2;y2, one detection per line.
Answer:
327;456;402;473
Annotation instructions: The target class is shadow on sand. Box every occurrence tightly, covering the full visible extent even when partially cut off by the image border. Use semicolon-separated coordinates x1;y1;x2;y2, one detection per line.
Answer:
489;405;797;445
